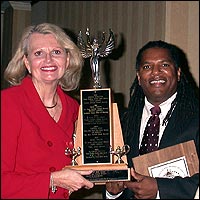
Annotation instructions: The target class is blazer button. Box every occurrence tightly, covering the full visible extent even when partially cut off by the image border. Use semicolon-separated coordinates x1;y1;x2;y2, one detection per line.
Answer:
49;167;56;172
47;141;53;147
63;192;68;198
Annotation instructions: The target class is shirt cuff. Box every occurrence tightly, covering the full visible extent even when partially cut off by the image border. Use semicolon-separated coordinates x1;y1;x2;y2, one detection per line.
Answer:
106;190;123;199
156;190;160;199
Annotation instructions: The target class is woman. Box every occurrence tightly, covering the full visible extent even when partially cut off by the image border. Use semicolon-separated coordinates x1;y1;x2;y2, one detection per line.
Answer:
1;23;94;199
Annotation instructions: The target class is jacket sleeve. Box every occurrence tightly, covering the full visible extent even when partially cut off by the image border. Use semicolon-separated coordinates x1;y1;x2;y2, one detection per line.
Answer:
1;91;51;199
157;173;199;199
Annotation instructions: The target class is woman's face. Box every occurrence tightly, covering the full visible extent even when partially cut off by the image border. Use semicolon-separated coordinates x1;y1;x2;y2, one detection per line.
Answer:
137;47;181;105
24;33;69;86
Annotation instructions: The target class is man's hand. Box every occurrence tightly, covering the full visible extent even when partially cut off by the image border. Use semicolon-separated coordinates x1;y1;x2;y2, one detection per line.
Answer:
124;168;158;199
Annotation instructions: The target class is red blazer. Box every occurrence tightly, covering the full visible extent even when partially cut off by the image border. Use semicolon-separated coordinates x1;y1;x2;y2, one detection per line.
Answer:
1;76;79;199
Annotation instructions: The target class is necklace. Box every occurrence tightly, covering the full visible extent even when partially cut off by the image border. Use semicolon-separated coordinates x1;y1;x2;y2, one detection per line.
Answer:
45;102;57;109
45;98;58;109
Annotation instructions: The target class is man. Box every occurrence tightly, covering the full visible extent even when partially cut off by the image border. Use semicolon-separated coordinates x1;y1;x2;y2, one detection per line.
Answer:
105;40;199;199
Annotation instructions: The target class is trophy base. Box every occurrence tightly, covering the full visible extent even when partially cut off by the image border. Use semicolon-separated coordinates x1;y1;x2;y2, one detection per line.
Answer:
64;163;130;184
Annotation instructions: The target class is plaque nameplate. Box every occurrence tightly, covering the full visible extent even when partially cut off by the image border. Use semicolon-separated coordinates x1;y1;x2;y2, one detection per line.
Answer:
83;169;130;182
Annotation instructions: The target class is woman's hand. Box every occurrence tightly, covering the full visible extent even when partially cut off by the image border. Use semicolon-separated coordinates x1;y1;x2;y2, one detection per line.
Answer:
51;168;94;193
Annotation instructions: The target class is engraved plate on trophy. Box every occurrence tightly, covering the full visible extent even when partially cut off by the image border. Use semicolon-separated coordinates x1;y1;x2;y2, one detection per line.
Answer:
64;28;130;183
81;88;112;165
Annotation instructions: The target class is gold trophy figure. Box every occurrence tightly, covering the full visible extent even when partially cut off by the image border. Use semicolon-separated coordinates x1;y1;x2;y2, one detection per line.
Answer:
65;147;81;166
110;145;130;164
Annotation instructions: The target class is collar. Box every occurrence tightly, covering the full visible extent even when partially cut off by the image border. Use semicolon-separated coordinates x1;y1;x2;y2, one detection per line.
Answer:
144;92;177;117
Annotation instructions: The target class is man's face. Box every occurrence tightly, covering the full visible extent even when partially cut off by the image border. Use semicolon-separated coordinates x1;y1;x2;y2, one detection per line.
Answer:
137;47;181;105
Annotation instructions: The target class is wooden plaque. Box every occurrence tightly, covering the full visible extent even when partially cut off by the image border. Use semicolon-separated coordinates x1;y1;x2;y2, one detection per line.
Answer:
132;140;199;177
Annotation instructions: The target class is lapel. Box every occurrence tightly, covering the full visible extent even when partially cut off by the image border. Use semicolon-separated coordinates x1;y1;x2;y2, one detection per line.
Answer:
125;111;142;159
21;76;72;142
159;105;185;149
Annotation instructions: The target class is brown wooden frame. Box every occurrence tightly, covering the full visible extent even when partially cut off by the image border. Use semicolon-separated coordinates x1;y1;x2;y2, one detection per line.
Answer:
132;140;199;177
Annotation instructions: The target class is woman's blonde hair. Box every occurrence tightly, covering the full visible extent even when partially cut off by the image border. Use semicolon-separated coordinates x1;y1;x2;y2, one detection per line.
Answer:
4;23;84;91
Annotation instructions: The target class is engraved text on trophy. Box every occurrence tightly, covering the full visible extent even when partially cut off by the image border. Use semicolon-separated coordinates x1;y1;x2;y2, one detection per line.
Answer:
81;89;112;164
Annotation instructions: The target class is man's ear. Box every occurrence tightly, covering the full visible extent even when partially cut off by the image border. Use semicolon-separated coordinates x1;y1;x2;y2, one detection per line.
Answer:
137;72;141;85
177;67;181;81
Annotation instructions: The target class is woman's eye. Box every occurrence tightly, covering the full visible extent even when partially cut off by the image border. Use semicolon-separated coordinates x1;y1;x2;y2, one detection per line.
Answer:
34;51;43;56
52;49;61;55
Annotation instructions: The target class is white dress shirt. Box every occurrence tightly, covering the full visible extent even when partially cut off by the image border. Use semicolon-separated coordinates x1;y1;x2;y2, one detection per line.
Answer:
140;92;177;147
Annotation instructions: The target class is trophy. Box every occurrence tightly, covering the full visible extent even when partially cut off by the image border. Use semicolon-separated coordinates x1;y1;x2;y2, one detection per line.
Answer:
65;28;130;183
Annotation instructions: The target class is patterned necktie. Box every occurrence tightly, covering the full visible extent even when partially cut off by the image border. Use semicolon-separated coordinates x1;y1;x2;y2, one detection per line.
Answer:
139;106;161;155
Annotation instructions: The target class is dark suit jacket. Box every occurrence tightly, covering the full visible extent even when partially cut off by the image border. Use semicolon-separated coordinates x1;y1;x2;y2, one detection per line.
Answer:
103;101;199;199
